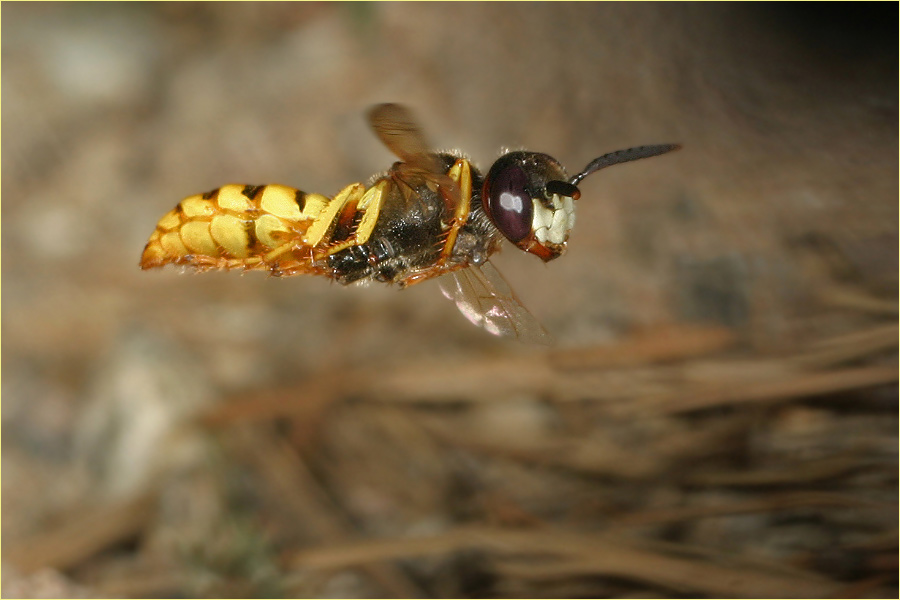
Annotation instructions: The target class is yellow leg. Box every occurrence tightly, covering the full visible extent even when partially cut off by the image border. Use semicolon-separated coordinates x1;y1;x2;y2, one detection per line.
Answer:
324;179;391;256
303;183;365;247
439;159;472;262
395;159;475;288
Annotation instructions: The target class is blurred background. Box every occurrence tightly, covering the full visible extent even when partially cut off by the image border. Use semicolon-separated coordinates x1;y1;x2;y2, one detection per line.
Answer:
2;3;897;597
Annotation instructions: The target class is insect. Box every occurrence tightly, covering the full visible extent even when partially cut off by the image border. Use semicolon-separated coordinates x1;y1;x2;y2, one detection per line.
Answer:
140;104;679;343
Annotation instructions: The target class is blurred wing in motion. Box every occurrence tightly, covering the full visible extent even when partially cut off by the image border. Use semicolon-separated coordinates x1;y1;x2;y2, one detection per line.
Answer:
368;102;460;225
439;260;552;345
368;103;443;175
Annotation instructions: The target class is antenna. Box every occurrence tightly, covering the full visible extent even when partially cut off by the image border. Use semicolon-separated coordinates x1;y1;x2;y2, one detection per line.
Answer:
570;144;681;186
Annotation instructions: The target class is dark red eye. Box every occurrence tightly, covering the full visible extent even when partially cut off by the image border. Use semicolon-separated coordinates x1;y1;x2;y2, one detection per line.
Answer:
483;162;532;242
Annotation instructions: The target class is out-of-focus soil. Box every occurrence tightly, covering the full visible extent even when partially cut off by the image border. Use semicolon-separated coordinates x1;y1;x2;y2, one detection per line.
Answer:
2;4;897;598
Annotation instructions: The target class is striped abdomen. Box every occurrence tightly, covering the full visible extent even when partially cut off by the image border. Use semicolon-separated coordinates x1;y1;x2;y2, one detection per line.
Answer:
140;182;376;276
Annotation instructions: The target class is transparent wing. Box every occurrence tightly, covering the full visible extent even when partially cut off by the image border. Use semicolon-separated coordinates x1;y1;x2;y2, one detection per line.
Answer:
438;261;553;345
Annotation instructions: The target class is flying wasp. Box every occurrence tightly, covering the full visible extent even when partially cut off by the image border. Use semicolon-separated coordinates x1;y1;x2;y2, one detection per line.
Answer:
140;104;679;343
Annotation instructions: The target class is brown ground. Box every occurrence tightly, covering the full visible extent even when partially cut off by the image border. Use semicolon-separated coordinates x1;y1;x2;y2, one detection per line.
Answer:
2;3;897;598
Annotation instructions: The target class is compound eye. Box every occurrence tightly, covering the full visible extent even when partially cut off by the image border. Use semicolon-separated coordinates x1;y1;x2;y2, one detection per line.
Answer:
484;163;532;242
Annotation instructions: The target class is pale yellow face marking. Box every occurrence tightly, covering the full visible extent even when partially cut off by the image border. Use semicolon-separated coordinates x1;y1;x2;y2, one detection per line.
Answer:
180;221;217;255
355;180;389;244
549;207;568;245
303;183;364;246
210;214;250;257
254;213;292;248
160;231;188;256
158;210;181;232
260;185;303;221
217;185;255;213
563;195;576;231
180;196;217;219
532;193;576;246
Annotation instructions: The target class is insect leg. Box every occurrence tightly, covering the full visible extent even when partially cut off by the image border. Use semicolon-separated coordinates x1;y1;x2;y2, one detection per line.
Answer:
257;183;367;277
303;183;366;247
438;158;472;263
323;179;390;256
395;259;471;288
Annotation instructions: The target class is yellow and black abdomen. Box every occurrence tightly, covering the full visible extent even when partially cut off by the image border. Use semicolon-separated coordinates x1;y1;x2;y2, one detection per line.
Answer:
140;182;375;276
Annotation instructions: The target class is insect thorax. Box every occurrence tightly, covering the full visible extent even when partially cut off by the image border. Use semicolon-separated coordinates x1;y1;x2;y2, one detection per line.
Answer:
327;154;503;285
